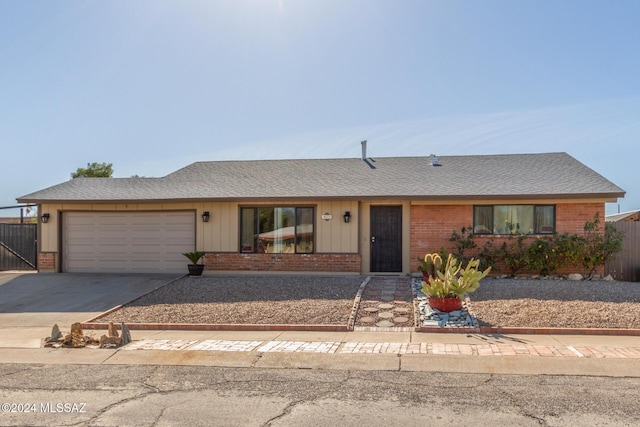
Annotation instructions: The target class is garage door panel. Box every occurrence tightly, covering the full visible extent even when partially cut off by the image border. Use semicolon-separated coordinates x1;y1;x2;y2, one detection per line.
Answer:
64;212;196;273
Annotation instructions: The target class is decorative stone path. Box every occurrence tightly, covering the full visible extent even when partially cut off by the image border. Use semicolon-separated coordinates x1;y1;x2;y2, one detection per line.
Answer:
354;277;414;331
123;339;640;358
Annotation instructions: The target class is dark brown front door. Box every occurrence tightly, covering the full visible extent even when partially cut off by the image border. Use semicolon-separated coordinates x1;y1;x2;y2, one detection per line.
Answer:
370;205;402;272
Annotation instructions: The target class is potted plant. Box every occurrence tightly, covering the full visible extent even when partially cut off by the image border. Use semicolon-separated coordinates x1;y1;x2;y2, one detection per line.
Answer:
417;252;445;282
182;251;206;276
421;253;491;312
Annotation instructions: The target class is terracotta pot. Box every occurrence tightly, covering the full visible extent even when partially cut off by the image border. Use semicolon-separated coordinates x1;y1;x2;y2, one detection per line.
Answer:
428;297;462;312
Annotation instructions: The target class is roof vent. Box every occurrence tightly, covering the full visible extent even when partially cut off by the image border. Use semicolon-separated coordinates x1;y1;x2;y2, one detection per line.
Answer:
361;140;367;160
429;154;441;166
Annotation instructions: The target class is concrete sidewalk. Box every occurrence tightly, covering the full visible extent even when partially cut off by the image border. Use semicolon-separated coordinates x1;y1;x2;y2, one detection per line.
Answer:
1;328;639;377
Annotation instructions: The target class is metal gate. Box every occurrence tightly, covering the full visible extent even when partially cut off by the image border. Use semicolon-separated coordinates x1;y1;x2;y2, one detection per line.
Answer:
0;223;37;270
370;205;403;272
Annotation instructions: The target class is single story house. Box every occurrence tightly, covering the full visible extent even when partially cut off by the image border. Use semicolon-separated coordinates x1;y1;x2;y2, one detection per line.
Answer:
18;150;625;275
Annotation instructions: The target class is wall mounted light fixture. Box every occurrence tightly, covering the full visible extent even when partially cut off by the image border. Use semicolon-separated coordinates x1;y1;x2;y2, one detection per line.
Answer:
41;213;50;223
201;211;210;222
343;211;351;223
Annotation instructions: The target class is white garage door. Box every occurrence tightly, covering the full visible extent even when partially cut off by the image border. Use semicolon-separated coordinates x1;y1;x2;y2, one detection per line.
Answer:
63;211;196;273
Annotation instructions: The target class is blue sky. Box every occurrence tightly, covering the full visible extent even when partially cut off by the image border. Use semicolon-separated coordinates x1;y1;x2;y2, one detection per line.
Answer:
2;0;639;216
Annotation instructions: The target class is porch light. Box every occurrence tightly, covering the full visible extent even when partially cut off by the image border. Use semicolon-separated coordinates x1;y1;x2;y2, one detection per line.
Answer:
343;211;351;223
41;213;50;223
201;211;210;222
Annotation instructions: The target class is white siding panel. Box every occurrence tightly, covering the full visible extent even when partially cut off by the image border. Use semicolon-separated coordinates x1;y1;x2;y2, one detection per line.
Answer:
64;211;195;273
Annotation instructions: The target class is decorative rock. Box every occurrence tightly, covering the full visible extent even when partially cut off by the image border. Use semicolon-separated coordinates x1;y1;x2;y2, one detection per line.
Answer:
567;273;584;281
64;322;84;348
360;316;376;324
120;322;132;345
48;324;62;342
99;335;123;348
422;320;440;327
393;307;410;314
378;303;394;309
378;312;394;319
603;274;614;281
363;307;379;313
107;322;119;338
393;316;410;323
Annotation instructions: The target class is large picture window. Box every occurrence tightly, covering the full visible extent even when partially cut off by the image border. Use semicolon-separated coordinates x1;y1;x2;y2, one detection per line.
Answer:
240;207;314;253
473;205;555;235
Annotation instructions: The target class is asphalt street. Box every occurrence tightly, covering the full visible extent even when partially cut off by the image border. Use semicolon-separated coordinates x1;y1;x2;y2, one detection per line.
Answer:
1;363;639;426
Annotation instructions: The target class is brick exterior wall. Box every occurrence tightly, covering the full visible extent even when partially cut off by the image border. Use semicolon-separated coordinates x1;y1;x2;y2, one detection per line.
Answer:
203;253;362;273
410;203;605;274
38;252;56;271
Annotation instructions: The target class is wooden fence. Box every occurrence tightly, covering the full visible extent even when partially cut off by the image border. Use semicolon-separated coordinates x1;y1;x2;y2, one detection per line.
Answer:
605;221;640;282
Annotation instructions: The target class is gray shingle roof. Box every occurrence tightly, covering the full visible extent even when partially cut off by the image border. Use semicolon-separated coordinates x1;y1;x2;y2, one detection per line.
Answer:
17;152;625;203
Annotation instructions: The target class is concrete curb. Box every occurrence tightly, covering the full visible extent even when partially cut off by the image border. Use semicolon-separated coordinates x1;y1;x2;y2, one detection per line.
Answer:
82;323;349;332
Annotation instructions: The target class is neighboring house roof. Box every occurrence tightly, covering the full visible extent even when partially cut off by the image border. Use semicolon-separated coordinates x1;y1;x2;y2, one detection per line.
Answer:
606;210;640;222
17;152;625;204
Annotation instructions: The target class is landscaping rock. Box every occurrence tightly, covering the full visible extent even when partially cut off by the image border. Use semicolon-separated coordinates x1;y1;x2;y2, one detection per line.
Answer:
567;273;584;281
47;324;62;342
107;322;119;338
121;322;132;345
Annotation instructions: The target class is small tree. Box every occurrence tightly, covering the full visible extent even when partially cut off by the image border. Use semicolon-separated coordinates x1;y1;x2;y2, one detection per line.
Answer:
71;162;113;178
580;213;624;278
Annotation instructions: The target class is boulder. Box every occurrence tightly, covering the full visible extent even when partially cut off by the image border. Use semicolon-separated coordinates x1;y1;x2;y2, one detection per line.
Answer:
107;322;119;338
567;273;584;281
120;323;132;345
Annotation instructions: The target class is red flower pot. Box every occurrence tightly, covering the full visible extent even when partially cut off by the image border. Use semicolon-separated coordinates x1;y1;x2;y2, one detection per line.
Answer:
428;297;462;312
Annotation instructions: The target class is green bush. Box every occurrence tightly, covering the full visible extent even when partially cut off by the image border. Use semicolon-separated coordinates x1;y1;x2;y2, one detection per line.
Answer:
439;213;624;279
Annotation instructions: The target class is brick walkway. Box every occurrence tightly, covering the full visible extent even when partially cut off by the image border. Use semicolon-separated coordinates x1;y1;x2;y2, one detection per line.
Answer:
354;276;414;330
122;339;640;359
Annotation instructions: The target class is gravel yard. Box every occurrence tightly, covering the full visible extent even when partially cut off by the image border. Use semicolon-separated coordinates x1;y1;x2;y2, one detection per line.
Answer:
96;275;365;325
469;278;640;329
94;275;640;330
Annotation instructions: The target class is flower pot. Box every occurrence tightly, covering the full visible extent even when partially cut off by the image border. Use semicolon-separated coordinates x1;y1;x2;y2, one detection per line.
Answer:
428;297;462;312
187;264;204;276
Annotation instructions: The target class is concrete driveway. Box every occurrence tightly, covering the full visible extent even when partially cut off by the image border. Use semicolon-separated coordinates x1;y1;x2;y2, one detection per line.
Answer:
0;272;180;348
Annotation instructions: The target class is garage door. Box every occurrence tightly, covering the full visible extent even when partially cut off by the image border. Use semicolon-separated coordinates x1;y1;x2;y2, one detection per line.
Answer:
63;211;196;273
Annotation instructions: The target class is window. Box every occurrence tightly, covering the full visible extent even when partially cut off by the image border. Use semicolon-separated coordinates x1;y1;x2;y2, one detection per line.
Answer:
240;207;314;253
473;205;555;235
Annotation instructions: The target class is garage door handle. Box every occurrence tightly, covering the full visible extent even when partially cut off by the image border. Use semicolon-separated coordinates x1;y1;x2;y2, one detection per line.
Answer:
371;236;376;243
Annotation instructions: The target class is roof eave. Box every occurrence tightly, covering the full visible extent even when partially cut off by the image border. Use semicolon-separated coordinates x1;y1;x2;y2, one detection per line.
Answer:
20;191;625;205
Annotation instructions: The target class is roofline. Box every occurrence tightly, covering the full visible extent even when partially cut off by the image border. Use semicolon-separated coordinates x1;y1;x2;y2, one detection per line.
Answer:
19;192;625;205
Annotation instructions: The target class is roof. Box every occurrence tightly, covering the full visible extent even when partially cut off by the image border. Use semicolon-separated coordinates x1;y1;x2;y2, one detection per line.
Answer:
17;152;625;204
606;210;640;222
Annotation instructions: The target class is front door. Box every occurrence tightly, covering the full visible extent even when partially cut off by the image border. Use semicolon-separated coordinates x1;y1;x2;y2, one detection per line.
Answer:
370;205;402;272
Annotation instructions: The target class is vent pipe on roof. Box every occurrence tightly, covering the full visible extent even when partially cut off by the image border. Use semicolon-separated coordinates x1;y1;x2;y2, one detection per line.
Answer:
429;154;441;166
361;140;367;160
